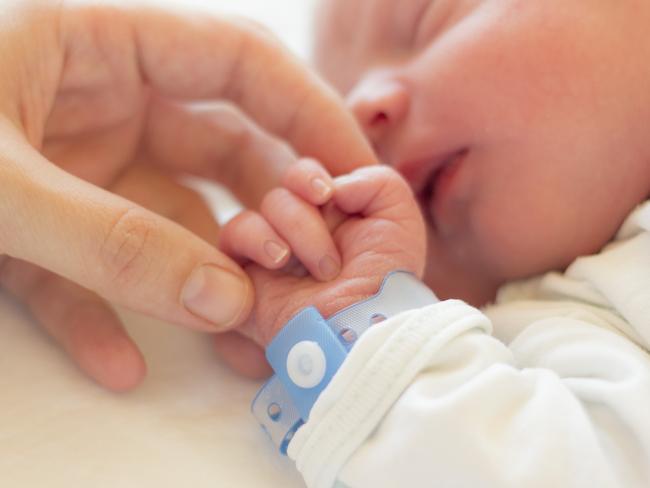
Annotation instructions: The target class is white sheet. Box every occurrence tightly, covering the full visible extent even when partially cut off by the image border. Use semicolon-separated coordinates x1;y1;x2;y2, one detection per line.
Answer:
0;1;318;486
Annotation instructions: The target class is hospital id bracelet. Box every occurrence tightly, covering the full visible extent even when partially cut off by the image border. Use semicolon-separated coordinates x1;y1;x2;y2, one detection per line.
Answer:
251;270;438;455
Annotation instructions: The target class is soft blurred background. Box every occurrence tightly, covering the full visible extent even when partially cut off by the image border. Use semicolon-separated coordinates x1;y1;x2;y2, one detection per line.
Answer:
162;0;320;59
0;1;321;487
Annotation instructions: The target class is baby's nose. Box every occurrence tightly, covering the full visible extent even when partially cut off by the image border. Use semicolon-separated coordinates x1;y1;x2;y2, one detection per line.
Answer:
347;77;410;148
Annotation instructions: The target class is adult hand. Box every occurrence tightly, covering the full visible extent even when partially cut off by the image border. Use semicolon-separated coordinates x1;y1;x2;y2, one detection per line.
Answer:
0;0;376;390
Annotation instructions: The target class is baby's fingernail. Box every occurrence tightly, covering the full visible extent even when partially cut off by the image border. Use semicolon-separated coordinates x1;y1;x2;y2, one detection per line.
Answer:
182;265;249;329
311;177;333;201
264;240;289;264
318;255;340;280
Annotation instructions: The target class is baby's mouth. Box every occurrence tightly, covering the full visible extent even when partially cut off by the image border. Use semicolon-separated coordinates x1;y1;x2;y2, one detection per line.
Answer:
411;149;468;221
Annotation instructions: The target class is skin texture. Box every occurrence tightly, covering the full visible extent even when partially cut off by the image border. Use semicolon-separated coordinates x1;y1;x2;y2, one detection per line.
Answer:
0;0;376;389
314;0;650;306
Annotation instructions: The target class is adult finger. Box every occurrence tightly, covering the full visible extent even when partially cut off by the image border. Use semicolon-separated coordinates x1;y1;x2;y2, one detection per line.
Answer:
0;121;252;333
0;257;146;391
212;331;272;379
143;98;295;209
107;165;277;379
62;2;377;174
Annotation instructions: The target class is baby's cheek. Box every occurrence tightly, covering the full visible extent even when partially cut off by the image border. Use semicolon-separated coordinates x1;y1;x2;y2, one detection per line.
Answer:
465;185;572;282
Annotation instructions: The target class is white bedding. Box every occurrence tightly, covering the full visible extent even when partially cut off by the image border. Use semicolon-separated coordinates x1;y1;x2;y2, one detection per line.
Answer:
0;1;318;486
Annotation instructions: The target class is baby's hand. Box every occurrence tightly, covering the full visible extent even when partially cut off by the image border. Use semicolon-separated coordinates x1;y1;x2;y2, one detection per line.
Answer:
219;160;426;346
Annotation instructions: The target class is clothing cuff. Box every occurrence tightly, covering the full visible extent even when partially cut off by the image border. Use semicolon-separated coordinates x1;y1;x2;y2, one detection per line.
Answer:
287;299;490;488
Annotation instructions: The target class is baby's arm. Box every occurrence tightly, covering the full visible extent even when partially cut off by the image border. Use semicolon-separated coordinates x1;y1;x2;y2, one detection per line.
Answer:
221;162;650;488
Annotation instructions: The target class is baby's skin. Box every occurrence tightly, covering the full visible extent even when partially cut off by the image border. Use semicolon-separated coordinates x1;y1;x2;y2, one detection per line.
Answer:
218;160;425;369
315;0;650;305
219;0;650;374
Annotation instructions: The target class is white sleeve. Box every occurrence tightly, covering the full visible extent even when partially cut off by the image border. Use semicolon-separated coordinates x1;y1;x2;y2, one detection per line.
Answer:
286;300;650;488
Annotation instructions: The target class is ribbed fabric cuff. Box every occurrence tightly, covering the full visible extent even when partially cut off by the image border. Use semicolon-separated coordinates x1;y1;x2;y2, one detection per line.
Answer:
288;300;491;488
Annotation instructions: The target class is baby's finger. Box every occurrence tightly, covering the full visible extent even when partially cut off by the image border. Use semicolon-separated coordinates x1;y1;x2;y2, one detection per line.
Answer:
283;158;335;206
321;200;348;234
334;166;420;220
0;258;146;392
261;188;341;281
219;211;291;269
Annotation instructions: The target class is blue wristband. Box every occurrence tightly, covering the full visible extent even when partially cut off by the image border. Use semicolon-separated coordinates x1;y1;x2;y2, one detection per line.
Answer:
251;271;438;455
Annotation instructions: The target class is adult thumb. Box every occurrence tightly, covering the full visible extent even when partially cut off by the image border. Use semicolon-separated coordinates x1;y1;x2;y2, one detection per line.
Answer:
0;125;252;332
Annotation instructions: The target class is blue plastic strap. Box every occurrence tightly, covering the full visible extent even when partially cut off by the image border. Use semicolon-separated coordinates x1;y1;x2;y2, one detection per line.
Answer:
250;376;303;455
327;270;438;347
266;307;349;420
251;271;438;455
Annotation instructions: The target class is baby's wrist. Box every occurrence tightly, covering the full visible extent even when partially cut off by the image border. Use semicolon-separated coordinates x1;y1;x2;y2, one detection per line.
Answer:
266;277;382;345
252;271;438;454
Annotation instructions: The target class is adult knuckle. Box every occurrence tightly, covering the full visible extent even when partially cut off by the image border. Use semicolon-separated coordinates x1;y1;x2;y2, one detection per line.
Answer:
220;17;280;101
99;207;158;287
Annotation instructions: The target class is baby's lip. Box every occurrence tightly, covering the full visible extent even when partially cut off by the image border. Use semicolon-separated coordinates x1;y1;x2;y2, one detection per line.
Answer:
393;149;464;196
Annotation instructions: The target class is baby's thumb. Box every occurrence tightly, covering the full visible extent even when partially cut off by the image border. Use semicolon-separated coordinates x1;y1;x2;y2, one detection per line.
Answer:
333;166;422;224
0;132;252;332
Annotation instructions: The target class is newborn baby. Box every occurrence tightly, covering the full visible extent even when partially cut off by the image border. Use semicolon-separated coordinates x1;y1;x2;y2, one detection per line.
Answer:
220;1;650;487
313;0;650;307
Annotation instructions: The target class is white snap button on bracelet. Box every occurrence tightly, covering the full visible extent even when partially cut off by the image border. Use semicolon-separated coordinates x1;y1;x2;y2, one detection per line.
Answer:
286;341;327;389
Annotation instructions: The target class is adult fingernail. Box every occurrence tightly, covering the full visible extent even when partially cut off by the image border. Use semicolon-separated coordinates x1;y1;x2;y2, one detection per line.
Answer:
264;240;289;264
311;177;333;201
182;265;249;329
318;255;340;280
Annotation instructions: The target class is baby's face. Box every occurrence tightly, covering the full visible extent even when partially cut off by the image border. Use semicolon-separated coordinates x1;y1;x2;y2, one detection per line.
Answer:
316;0;650;304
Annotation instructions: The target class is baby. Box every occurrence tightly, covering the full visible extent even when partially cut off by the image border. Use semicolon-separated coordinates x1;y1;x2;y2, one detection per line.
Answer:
219;1;650;487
